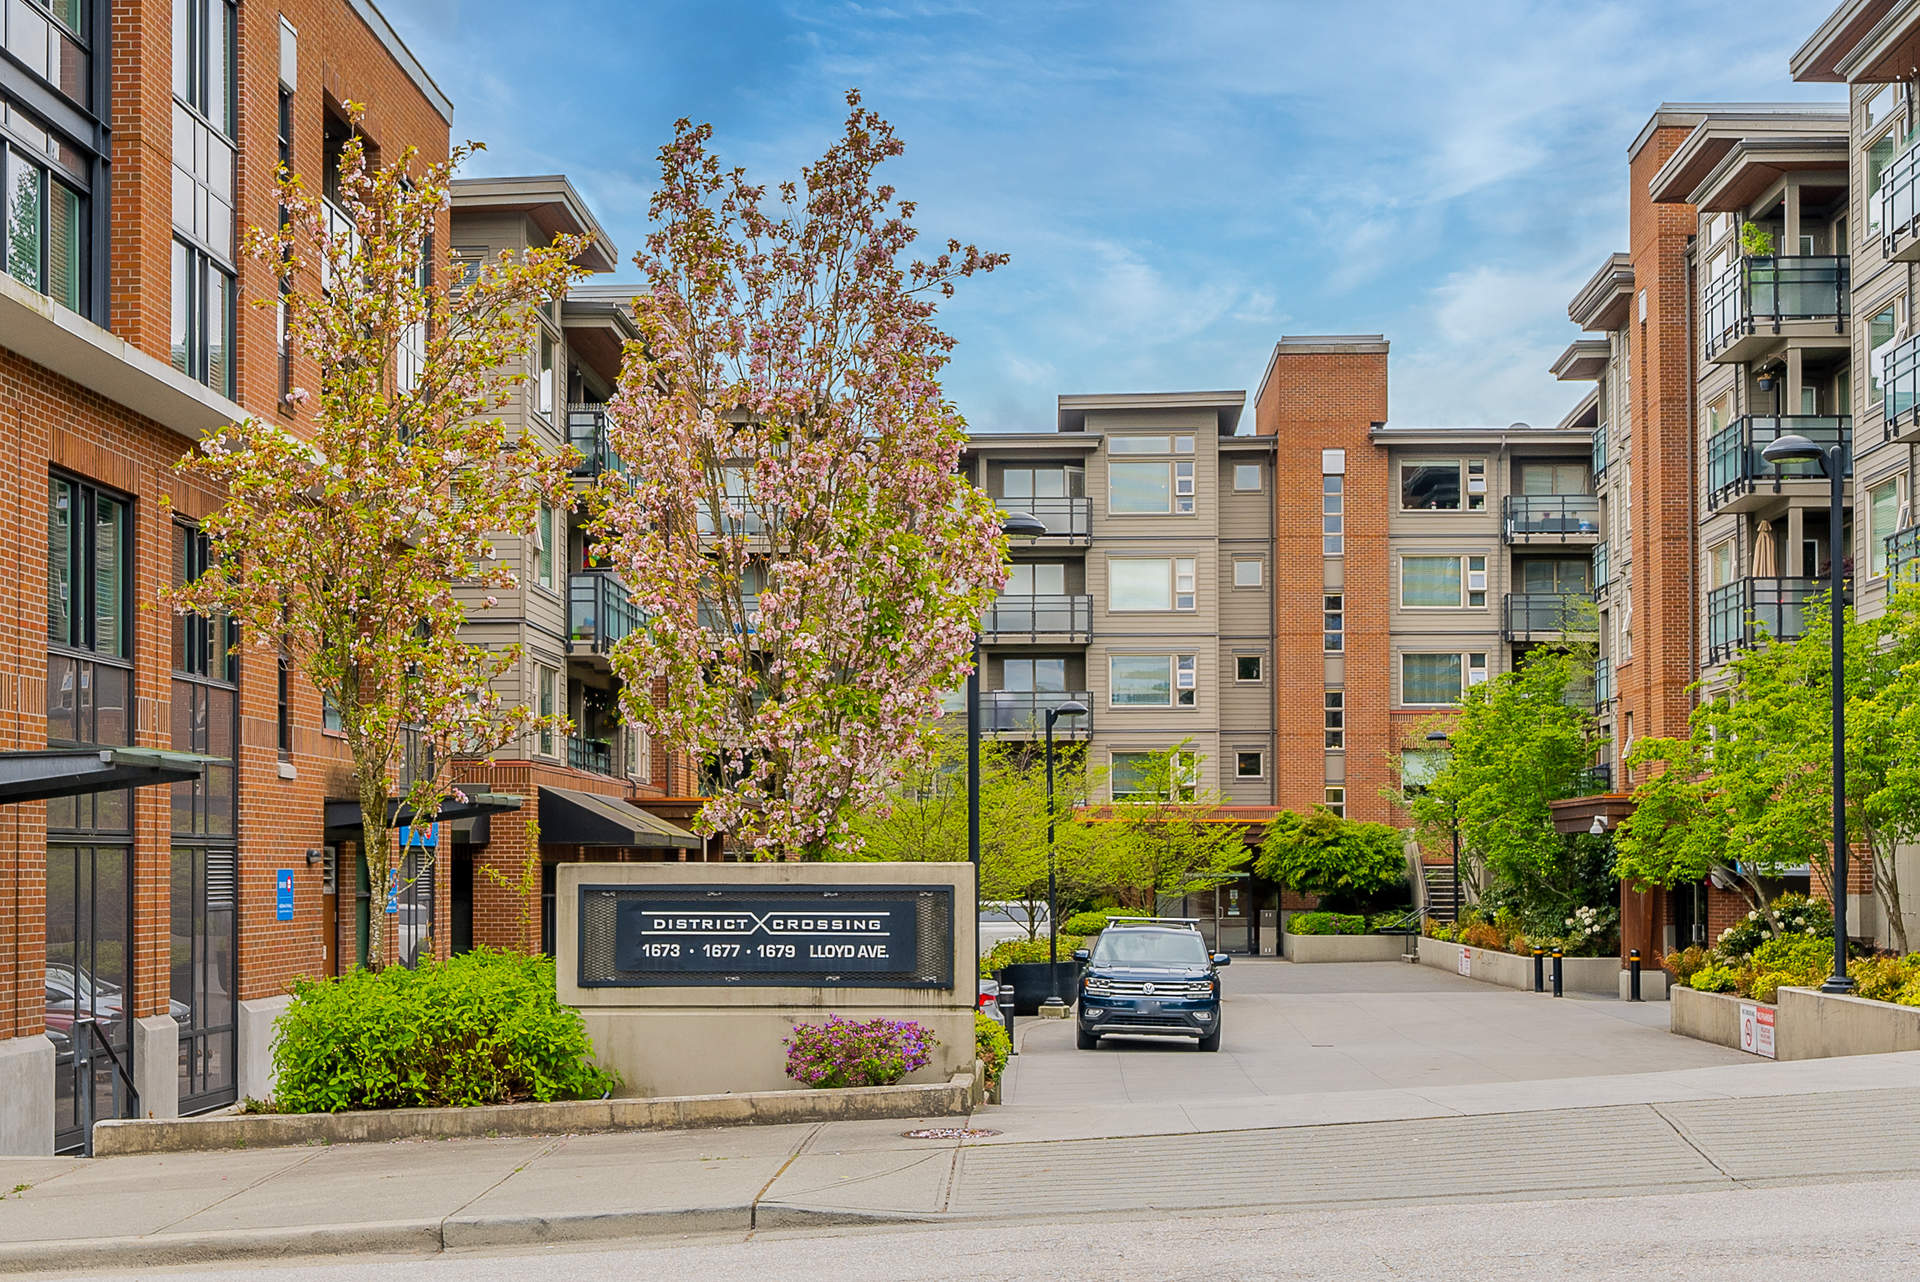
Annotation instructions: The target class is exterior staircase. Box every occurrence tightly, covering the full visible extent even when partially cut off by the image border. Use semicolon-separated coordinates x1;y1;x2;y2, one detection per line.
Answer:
1422;864;1462;924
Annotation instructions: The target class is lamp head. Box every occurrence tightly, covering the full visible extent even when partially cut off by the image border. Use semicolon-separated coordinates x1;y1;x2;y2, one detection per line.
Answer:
1052;699;1090;718
1425;730;1451;744
1589;814;1609;836
1000;511;1049;538
1760;433;1824;466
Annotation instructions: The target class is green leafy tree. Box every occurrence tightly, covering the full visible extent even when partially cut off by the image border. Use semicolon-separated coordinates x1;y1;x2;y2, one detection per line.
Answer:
1098;743;1249;912
1256;807;1407;906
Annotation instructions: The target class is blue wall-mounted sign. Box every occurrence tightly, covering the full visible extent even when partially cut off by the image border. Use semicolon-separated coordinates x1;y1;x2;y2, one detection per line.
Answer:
275;869;295;922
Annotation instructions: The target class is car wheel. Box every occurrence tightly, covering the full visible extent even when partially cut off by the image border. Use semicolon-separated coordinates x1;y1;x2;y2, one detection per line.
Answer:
1076;1026;1099;1050
1197;1027;1221;1052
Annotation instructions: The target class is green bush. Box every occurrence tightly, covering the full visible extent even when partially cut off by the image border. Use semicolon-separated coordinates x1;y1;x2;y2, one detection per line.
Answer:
975;1012;1010;1091
1852;953;1920;1003
1287;911;1366;936
1751;934;1828;977
1748;970;1798;1003
1662;945;1709;987
1712;892;1831;963
980;935;1087;978
270;949;617;1113
1368;909;1415;933
1258;809;1408;907
1061;911;1114;936
1688;964;1741;994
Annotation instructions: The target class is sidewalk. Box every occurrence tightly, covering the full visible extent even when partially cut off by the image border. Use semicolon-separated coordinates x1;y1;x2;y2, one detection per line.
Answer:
4;1049;1919;1274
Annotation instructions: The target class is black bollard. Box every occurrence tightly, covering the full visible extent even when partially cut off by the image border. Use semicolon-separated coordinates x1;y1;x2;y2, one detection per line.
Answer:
998;981;1017;1054
1552;947;1564;998
1629;948;1642;1002
1533;947;1544;994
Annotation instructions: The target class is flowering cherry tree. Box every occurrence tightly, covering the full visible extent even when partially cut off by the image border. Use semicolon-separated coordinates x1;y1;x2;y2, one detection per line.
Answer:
166;114;583;966
597;92;1008;860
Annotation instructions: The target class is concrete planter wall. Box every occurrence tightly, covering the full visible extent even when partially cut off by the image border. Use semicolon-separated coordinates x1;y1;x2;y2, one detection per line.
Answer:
1674;983;1920;1060
1282;932;1410;963
1415;936;1620;995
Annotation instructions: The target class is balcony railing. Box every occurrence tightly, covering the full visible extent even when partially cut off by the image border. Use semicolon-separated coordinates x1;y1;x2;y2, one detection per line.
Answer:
569;572;645;654
1888;525;1920;584
1502;494;1600;543
1592;423;1608;478
1706;576;1822;663
1701;255;1849;360
980;594;1092;641
1592;543;1610;600
1593;655;1613;707
996;496;1091;540
698;593;761;635
978;690;1092;738
568;404;624;478
567;735;614;776
1576;763;1614;794
1880;136;1920;259
1704;415;1850;511
1883;332;1920;444
1503;592;1597;641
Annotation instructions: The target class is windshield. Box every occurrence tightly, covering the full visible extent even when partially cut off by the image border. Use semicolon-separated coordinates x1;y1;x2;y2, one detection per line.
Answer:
1093;930;1207;967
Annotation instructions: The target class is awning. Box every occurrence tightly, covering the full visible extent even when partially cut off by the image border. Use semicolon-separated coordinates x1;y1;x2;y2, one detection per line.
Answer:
324;788;523;840
539;786;702;850
0;748;217;804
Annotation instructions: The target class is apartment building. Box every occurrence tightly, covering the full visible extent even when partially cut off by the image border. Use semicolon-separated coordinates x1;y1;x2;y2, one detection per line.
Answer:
0;0;453;1153
962;391;1277;806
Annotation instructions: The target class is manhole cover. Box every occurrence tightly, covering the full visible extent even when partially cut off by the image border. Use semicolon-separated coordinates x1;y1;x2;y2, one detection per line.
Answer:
902;1127;1001;1140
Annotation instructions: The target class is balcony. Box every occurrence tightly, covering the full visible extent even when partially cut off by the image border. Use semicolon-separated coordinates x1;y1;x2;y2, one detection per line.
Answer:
567;735;614;776
1592;543;1610;601
568;404;624;478
569;572;645;657
1881;137;1920;263
1704;415;1850;514
1575;763;1614;795
996;496;1091;543
1593;655;1613;708
1701;255;1849;364
1503;592;1598;642
1888;526;1920;585
1592;423;1608;478
698;593;761;635
978;690;1092;739
1502;494;1599;544
1883;333;1920;446
1706;577;1821;663
979;594;1092;643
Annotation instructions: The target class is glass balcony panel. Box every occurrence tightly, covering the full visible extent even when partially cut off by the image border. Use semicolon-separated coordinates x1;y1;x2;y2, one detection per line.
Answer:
1705;416;1850;510
1502;494;1599;542
978;690;1092;738
568;572;644;652
980;593;1092;641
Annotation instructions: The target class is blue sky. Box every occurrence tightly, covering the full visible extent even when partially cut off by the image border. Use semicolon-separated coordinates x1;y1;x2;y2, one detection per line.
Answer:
383;0;1838;431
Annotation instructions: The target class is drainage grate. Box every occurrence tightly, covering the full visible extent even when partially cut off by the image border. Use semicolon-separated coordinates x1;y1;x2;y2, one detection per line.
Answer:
903;1127;1001;1140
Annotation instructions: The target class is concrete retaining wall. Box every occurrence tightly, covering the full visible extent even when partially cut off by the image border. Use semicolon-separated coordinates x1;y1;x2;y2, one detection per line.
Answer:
1670;985;1753;1051
0;1035;53;1155
92;1073;976;1156
1620;967;1670;1002
1415;937;1620;995
1282;932;1410;963
1670;983;1920;1060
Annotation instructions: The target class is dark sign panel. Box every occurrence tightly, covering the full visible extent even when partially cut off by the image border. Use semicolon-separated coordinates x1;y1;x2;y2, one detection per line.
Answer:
578;884;954;989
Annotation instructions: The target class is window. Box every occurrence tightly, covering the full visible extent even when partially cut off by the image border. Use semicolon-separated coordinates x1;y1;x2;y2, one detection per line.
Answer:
535;504;555;589
1233;463;1262;492
1006;563;1067;596
1708;540;1736;590
1109;434;1192;454
1402;653;1463;706
536;665;558;756
1002;657;1067;693
535;329;556;419
1324;786;1345;817
1109;557;1195;611
1235;751;1264;780
1520;558;1590;593
2;139;85;312
47;475;129;658
1324;690;1344;750
1324;594;1344;652
1235;654;1263;683
1468;652;1488;686
171;523;236;681
396;243;429;394
322;693;342;733
1402;556;1464;608
1110;654;1196;708
172;0;236;397
171;241;233;397
1870;477;1904;577
1108;436;1194;514
1519;461;1587;495
1402;461;1461;511
1466;459;1487;511
1001;465;1084;499
1232;558;1263;588
1322;475;1344;555
276;655;292;757
1467;555;1487;607
1112;750;1199;801
1870;305;1898;407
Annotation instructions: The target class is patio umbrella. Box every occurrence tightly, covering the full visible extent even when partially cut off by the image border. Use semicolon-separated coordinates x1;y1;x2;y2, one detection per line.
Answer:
1752;520;1777;578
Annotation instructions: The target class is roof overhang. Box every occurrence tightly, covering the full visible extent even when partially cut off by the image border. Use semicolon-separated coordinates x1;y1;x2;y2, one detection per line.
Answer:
1793;0;1901;82
1549;793;1635;837
1369;426;1596;448
1568;254;1634;332
1686;137;1849;212
0;748;217;804
1835;0;1920;83
1057;390;1246;436
1647;108;1850;205
560;294;638;388
962;432;1103;456
1557;388;1601;431
1551;339;1611;382
539;786;702;850
324;788;524;839
451;176;617;273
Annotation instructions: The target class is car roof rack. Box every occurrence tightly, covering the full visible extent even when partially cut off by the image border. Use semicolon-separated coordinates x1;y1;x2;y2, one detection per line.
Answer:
1104;916;1202;930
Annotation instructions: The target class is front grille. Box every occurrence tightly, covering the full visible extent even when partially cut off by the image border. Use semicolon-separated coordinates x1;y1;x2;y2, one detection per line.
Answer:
1094;979;1213;998
1101;1014;1198;1029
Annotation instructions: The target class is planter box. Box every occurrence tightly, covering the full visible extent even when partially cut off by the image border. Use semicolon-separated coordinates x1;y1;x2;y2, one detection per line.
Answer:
1672;983;1920;1061
1283;932;1410;963
1415;936;1620;995
1671;985;1760;1053
995;961;1079;1015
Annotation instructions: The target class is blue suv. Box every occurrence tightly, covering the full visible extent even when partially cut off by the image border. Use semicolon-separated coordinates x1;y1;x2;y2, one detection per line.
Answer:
1073;919;1229;1052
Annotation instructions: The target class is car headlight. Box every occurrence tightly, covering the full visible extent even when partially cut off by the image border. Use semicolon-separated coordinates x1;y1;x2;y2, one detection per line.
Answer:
1083;975;1111;994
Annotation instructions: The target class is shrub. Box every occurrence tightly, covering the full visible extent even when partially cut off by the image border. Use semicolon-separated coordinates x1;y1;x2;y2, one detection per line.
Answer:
1749;970;1802;1003
1288;911;1366;936
1712;892;1832;964
1258;808;1409;906
785;1016;937;1089
1368;909;1416;933
270;949;617;1113
980;935;1087;978
1751;934;1828;977
1061;911;1113;936
1852;953;1920;1003
1661;945;1709;987
974;1012;1010;1091
1688;964;1741;993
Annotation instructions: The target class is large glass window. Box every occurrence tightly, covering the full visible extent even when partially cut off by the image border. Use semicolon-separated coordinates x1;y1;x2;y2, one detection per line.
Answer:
1109;462;1173;514
1005;563;1067;596
170;844;236;1113
172;0;235;396
170;241;234;397
1870;477;1904;577
1402;653;1464;706
1519;558;1591;594
47;475;128;658
4;0;90;104
1109;654;1195;708
1870;305;1898;408
1519;461;1588;495
1401;556;1463;608
1112;750;1198;801
1109;557;1196;611
1000;466;1084;499
3;140;83;311
1002;657;1067;693
46;841;132;1153
1401;461;1462;510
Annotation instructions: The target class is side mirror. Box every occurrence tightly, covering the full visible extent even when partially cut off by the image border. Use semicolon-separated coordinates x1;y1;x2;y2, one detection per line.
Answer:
1072;949;1090;963
1212;954;1231;967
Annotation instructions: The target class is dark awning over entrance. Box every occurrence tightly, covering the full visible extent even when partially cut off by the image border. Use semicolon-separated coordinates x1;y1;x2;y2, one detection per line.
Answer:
324;789;524;840
0;748;216;803
539;786;702;850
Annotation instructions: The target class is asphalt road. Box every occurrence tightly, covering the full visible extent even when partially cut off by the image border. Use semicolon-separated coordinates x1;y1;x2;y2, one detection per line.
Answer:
77;1175;1920;1282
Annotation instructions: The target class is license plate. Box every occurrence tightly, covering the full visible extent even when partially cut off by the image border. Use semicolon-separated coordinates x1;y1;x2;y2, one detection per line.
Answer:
1137;1001;1160;1015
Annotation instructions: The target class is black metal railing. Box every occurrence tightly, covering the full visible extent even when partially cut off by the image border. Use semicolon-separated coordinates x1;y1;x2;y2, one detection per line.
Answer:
1706;576;1822;662
73;1018;137;1158
1881;136;1920;258
979;690;1092;738
1592;422;1608;477
1701;255;1849;359
567;735;614;775
568;404;624;477
1883;332;1920;443
1592;543;1610;599
1704;415;1850;510
1503;494;1600;542
1888;526;1920;584
980;594;1092;641
996;496;1092;539
1593;655;1613;707
1503;592;1597;641
1576;763;1614;794
569;572;645;653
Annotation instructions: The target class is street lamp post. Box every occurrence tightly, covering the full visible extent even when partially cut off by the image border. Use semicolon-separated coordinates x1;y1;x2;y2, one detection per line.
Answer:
1425;730;1461;920
1760;433;1853;993
1040;698;1090;1013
